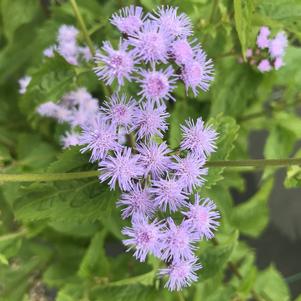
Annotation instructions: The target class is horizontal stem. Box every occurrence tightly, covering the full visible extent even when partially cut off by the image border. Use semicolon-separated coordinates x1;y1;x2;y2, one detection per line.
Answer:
0;158;300;183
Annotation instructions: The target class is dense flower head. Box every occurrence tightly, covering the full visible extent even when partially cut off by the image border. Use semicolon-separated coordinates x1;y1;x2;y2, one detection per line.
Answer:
180;117;218;158
122;216;164;262
133;100;169;139
159;257;202;291
172;153;207;192
244;26;288;73
150;6;193;38
137;66;177;103
110;5;145;35
36;6;222;291
99;147;143;191
117;184;155;219
80;116;120;162
94;41;136;86
181;49;214;95
160;218;197;261
183;195;220;240
137;141;172;178
151;177;188;212
128;20;171;64
101;94;136;131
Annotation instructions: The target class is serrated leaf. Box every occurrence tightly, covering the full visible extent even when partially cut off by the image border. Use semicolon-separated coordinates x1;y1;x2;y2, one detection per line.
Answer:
78;230;110;279
13;180;119;222
231;179;273;238
254;265;290;301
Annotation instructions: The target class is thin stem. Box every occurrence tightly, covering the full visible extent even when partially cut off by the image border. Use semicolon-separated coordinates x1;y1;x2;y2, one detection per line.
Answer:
0;228;27;242
0;158;300;183
69;0;95;55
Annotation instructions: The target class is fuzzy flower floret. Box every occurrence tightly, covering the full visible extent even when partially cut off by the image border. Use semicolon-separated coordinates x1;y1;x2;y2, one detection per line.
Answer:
180;117;217;158
183;195;220;240
150;6;192;38
137;141;172;178
171;39;199;65
256;26;270;49
117;184;155;219
151;178;187;212
181;49;214;95
110;5;145;35
94;41;136;86
80;116;120;162
128;20;171;64
159;257;202;291
268;32;288;58
172;153;207;192
99;147;143;191
61;131;81;149
160;218;197;261
137;66;177;103
122;216;164;262
101;94;137;131
133;100;169;139
18;76;32;95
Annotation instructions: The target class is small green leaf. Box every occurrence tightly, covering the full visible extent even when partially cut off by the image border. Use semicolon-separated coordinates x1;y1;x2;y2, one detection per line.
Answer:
0;253;9;265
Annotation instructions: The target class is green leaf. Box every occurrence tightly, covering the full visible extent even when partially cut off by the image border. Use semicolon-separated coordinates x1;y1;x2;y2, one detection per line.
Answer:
0;253;9;265
205;115;240;188
254;265;290;301
13;180;119;222
234;0;253;57
284;149;301;188
231;179;273;238
0;0;41;41
198;230;238;279
78;231;110;279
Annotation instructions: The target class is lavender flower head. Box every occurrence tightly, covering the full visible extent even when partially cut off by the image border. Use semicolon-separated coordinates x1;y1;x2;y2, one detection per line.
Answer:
133;100;169;139
101;94;136;131
110;5;145;35
180;117;218;158
80;116;120;162
61;131;81;149
159;257;202;291
122;216;164;262
99;147;143;191
256;26;270;49
151;177;187;212
269;32;288;58
183;195;220;240
257;59;272;73
171;39;199;65
137;141;172;178
94;41;136;86
117;184;155;219
160;218;197;261
150;6;193;38
137;66;177;103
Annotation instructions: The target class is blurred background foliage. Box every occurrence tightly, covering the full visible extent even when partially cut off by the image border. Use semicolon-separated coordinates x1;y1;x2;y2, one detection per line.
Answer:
0;0;301;300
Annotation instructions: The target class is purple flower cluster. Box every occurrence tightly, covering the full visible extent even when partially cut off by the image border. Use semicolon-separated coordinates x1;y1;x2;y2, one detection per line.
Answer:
75;92;219;291
36;88;99;149
94;5;214;98
243;26;288;73
43;25;92;65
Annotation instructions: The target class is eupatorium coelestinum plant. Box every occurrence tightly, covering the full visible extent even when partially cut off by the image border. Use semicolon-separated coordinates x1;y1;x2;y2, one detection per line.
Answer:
35;5;220;291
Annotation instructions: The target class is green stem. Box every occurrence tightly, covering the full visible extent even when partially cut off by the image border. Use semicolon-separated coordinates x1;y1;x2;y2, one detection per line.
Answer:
0;228;27;242
70;0;95;56
0;158;300;183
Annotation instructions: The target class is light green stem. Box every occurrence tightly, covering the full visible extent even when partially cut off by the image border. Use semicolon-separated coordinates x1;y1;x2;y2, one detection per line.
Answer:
70;0;95;55
0;158;300;183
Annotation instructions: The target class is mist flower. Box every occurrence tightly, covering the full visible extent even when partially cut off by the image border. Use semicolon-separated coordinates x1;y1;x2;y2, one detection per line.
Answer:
110;5;145;35
137;141;172;178
137;66;177;103
18;76;31;94
180;117;217;158
80;116;120;162
61;131;81;149
171;39;199;65
94;41;136;86
257;59;272;73
99;147;143;191
183;195;220;240
122;216;164;262
256;26;270;49
159;257;202;291
117;184;155;219
269;32;288;58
